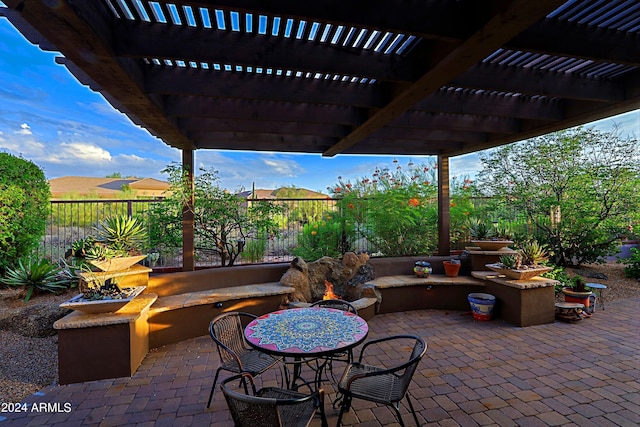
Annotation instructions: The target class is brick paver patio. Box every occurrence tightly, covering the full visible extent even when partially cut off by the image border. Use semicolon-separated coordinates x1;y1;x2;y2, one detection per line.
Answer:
1;297;638;426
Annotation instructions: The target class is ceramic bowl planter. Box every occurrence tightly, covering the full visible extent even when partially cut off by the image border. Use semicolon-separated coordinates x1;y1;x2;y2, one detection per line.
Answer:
60;285;147;314
443;260;461;277
413;261;432;278
468;293;496;321
485;263;552;280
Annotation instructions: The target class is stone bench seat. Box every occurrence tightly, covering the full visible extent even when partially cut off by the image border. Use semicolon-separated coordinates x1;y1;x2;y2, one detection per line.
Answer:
148;282;294;314
368;274;485;288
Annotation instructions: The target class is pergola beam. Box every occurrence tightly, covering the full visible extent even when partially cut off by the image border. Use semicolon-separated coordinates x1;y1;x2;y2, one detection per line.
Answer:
322;0;567;156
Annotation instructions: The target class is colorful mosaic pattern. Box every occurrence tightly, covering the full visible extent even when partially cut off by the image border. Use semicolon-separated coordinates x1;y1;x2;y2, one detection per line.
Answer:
245;307;368;355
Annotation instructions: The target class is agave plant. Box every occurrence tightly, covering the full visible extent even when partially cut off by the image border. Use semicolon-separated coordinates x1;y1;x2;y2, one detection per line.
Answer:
519;241;548;266
94;215;147;256
467;218;495;240
1;257;73;302
499;254;520;269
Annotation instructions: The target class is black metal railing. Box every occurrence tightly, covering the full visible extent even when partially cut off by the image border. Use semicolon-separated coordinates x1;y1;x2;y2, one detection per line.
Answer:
41;197;532;268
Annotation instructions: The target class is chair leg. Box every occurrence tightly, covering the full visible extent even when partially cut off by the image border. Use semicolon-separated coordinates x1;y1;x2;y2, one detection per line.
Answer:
206;368;222;408
405;393;421;426
390;403;406;427
336;395;351;427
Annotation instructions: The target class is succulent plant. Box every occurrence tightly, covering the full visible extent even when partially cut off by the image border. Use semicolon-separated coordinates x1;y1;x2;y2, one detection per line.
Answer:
519;241;548;266
468;218;495;240
499;254;518;269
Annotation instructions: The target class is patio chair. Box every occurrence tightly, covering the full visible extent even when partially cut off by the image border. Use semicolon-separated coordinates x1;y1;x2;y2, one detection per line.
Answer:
221;373;328;427
336;334;427;427
309;299;358;381
207;312;283;408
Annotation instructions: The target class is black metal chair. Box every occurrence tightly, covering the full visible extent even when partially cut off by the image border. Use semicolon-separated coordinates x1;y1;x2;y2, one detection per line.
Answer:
310;299;358;315
336;334;427;427
309;299;358;381
221;373;328;427
207;312;283;408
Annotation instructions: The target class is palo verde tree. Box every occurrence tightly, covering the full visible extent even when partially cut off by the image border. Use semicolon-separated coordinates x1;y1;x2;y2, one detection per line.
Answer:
477;127;640;266
149;163;282;266
0;153;50;273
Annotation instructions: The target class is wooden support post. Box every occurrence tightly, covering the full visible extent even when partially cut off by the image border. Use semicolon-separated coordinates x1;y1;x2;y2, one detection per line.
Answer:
182;149;195;271
437;155;451;256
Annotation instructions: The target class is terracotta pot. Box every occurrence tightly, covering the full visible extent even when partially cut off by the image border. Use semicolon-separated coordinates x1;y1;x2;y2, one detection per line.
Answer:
443;260;461;277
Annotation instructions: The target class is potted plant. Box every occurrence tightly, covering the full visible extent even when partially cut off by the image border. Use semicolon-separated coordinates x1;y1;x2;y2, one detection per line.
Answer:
68;215;148;273
486;241;552;280
561;276;593;310
61;215;149;313
468;218;513;251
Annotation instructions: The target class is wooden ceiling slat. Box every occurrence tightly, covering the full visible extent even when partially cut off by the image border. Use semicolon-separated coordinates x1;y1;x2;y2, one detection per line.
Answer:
192;132;336;152
113;21;415;82
452;63;624;102
509;20;640;66
163;96;367;125
145;67;389;108
414;91;563;121
181;118;350;138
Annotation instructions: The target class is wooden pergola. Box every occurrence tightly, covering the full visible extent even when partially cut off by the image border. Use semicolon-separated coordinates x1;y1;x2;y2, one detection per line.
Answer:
2;0;639;269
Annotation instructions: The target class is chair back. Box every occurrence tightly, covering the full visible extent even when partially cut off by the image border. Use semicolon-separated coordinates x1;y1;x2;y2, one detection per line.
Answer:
210;312;256;369
310;299;357;314
221;374;282;427
398;335;427;395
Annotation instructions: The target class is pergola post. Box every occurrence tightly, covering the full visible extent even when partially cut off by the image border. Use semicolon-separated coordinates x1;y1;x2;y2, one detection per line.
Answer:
182;149;195;271
437;155;451;256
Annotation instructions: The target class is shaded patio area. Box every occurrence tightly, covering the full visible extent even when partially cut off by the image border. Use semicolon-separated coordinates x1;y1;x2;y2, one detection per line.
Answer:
2;297;638;426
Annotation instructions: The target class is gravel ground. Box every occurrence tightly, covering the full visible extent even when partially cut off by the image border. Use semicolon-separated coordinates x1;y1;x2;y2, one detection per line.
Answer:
0;261;638;404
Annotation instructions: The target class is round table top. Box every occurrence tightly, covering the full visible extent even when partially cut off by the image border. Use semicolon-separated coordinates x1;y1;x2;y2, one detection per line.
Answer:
586;283;607;289
244;307;368;357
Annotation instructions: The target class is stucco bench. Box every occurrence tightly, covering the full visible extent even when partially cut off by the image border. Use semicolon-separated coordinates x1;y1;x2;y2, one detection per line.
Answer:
367;274;487;313
147;282;294;348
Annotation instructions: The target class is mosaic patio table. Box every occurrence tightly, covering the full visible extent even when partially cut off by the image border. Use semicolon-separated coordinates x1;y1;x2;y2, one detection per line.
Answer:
244;307;368;390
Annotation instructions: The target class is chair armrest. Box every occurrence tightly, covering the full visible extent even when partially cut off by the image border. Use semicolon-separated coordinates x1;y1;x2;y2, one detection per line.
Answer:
357;334;420;362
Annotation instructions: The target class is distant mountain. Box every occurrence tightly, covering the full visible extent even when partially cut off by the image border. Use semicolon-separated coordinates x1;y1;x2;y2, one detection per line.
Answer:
49;176;170;199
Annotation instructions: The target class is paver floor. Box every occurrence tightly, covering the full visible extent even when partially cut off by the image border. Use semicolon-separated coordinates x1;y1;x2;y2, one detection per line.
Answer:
1;297;638;426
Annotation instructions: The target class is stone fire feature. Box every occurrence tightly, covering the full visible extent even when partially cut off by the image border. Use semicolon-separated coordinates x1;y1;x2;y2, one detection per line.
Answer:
279;252;379;305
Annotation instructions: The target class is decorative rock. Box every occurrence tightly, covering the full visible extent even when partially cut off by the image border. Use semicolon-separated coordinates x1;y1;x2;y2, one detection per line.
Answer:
279;257;311;302
279;252;374;302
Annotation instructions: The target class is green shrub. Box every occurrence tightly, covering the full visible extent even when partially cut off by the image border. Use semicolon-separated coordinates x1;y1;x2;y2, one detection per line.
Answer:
0;153;50;273
242;235;268;263
292;213;350;261
619;247;640;279
541;264;573;294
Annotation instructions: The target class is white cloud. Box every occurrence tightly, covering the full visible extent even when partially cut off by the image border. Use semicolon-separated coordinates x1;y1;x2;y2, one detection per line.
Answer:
47;142;112;163
262;157;304;177
18;123;32;135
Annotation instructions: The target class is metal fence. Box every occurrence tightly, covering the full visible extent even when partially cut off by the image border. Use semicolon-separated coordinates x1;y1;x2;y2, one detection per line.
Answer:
41;197;533;268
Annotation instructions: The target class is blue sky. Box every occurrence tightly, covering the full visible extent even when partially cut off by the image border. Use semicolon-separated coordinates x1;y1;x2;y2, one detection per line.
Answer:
0;16;638;194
